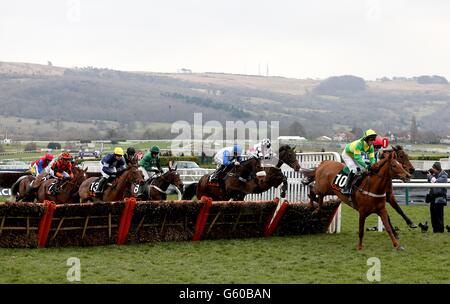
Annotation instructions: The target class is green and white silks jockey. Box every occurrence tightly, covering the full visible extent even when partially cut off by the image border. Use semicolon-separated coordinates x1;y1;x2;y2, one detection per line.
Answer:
138;145;163;181
341;129;378;195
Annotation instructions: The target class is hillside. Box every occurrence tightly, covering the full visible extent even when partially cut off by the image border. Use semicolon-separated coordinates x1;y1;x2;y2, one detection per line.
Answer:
1;61;450;140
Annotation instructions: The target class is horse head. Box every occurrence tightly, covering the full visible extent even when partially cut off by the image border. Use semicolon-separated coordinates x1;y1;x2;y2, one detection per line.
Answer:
279;145;300;171
373;151;411;182
73;166;88;187
165;165;184;194
392;145;415;175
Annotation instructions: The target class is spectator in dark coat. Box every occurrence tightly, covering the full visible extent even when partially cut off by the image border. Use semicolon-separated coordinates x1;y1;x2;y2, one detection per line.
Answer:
426;162;448;233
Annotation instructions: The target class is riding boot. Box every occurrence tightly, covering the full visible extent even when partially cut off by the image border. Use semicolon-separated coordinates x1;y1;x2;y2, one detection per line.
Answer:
341;171;356;195
96;177;107;194
210;165;225;182
136;181;146;199
51;180;61;196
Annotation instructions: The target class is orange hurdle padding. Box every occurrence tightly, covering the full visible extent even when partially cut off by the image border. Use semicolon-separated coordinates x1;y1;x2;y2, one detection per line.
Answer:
193;196;213;241
117;197;137;245
38;200;57;248
264;198;289;237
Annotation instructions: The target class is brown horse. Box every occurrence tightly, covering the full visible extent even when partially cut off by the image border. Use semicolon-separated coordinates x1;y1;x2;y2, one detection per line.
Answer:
36;167;88;204
189;156;266;201
303;145;417;236
378;146;417;231
310;151;411;250
253;145;301;197
10;174;36;202
78;164;143;202
136;166;184;200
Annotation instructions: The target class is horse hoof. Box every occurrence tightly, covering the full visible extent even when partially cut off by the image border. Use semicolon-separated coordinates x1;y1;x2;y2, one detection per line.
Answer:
396;246;405;251
357;245;363;251
409;223;418;229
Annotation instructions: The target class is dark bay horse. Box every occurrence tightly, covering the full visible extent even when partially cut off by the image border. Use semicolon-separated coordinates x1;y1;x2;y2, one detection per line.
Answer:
310;151;411;250
303;145;417;233
184;156;266;201
253;145;301;197
136;167;184;200
78;164;143;203
36;167;88;204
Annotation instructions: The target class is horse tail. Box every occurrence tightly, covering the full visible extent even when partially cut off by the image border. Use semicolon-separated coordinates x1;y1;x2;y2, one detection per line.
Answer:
182;182;197;200
10;176;28;202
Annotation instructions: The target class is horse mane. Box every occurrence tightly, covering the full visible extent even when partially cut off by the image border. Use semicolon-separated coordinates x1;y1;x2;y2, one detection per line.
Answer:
371;152;392;172
279;145;293;153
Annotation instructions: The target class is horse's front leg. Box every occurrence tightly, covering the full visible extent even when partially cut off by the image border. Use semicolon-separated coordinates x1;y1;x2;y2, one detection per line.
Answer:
309;184;316;209
387;214;400;240
280;174;288;198
312;195;323;214
388;192;417;228
357;211;367;250
378;207;402;250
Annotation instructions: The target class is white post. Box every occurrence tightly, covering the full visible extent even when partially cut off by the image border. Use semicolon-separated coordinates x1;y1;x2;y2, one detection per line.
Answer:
377;216;384;232
327;204;342;233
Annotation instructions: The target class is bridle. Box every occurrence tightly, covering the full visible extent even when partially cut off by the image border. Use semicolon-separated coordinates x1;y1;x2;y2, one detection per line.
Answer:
149;170;182;193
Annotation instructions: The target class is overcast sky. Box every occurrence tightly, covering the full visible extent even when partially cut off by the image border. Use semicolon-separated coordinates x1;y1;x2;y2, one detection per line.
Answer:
1;0;449;80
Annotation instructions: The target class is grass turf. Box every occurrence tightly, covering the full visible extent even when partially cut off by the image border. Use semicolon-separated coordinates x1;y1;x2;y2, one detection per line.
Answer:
0;204;449;284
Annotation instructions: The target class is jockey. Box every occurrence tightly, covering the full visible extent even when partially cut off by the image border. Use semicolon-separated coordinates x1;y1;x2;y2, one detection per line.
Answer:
124;147;136;166
95;147;126;194
363;136;388;163
341;129;377;195
30;153;54;177
49;152;74;179
373;136;388;161
139;146;163;181
47;152;74;195
253;138;273;160
25;153;54;195
209;143;243;182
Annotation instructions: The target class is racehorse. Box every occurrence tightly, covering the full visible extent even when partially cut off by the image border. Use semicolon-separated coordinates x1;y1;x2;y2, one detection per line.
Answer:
309;151;411;250
183;156;266;201
78;164;143;202
136;166;184;200
252;145;301;197
302;145;417;237
10;174;36;202
36;167;88;204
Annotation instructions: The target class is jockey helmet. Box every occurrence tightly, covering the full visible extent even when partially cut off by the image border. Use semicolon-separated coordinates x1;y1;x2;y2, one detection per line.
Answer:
363;129;377;142
45;153;54;161
233;144;242;155
60;152;73;160
151;146;160;154
261;138;271;148
126;147;136;156
114;147;124;156
373;136;384;148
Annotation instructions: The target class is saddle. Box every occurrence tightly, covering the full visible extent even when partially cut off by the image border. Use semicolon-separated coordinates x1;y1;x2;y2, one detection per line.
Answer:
331;167;364;194
208;166;233;186
48;179;64;195
90;177;113;195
